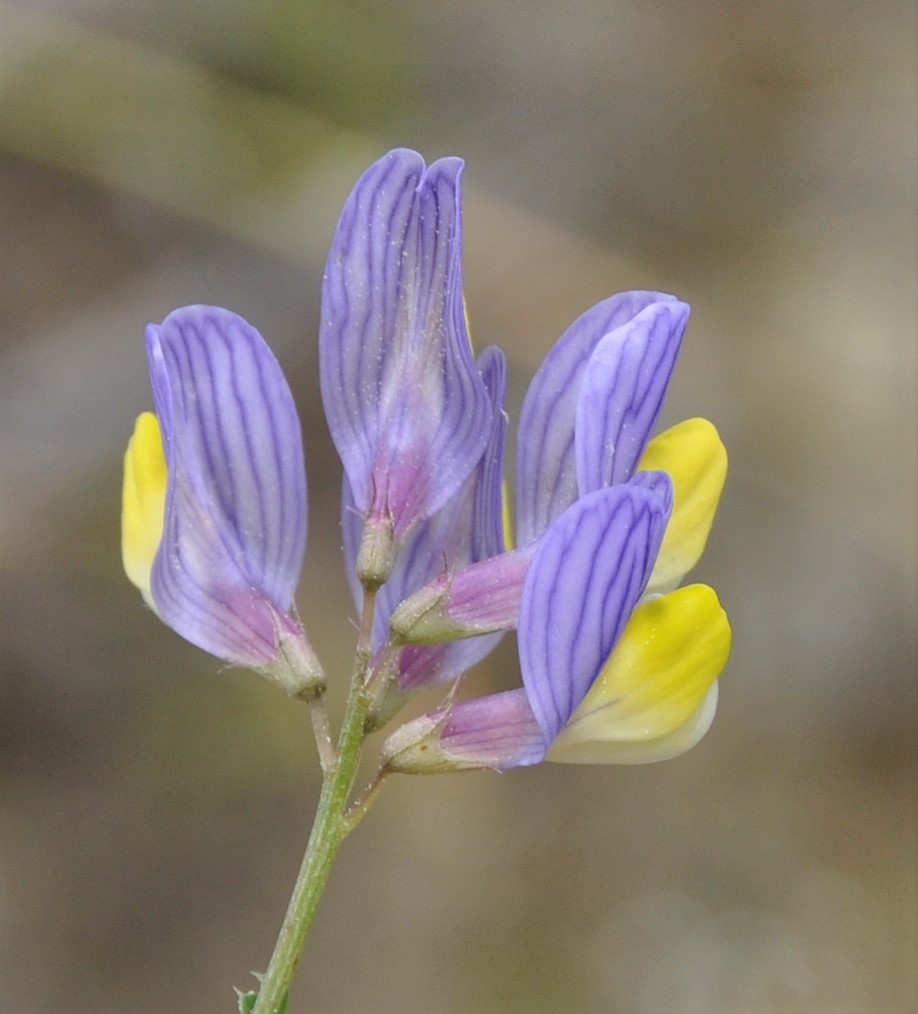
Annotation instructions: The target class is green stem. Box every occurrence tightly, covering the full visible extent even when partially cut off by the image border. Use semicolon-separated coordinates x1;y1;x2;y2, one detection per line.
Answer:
251;592;378;1014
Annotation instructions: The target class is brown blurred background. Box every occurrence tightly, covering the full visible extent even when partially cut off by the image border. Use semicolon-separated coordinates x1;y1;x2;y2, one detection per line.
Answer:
1;2;915;1011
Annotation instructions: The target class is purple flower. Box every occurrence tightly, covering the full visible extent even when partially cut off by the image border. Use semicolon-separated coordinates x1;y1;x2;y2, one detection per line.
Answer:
122;306;323;698
383;476;673;769
320;148;493;583
380;284;729;771
344;344;508;694
389;292;690;642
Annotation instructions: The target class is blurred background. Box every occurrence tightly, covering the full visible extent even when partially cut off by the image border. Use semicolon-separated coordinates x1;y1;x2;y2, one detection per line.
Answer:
1;2;915;1011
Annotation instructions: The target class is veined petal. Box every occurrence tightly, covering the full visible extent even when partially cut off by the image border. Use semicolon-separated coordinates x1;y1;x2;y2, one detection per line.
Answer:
390;545;535;645
396;633;504;691
383;688;545;772
639;418;727;594
548;584;730;763
320;148;492;544
344;344;509;688
122;411;167;606
389;347;508;689
575;300;689;494
515;291;681;546
519;479;671;747
145;306;312;679
469;345;508;562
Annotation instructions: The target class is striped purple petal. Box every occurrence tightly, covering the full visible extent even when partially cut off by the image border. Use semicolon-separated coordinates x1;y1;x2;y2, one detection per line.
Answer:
515;291;681;547
518;477;671;747
383;688;546;772
389;545;535;645
393;347;508;689
147;306;308;670
575;300;689;494
344;344;508;688
320;148;492;542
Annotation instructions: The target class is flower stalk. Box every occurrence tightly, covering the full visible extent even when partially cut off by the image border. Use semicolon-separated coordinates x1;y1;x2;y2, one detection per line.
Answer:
122;148;732;1011
250;590;378;1014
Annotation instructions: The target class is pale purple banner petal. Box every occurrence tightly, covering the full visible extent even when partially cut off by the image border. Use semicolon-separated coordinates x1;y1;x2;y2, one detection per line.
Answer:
575;300;689;494
320;148;492;540
147;306;307;668
518;479;671;745
515;291;680;546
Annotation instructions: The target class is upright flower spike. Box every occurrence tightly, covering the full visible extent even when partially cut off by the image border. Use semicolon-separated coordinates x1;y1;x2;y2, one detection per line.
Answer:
121;306;324;699
320;148;493;585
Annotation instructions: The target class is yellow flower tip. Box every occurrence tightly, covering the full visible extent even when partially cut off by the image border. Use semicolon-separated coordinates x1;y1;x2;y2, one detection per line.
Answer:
639;417;728;593
121;411;167;604
548;583;731;764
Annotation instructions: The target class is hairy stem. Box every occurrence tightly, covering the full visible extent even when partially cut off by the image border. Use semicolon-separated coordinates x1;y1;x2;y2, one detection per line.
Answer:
251;590;378;1014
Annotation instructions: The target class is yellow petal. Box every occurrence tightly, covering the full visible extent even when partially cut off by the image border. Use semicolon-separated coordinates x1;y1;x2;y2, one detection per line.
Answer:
121;412;167;604
501;480;515;551
639;417;727;594
548;584;731;764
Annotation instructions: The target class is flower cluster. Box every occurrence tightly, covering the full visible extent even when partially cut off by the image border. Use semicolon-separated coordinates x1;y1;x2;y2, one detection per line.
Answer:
123;148;730;775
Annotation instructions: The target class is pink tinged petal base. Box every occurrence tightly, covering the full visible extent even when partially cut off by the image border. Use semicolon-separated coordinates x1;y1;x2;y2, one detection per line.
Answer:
344;344;510;690
395;633;504;691
382;688;545;773
389;546;535;644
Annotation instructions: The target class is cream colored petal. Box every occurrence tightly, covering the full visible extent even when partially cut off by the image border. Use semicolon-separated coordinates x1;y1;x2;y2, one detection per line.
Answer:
121;411;167;605
639;418;726;594
548;584;730;764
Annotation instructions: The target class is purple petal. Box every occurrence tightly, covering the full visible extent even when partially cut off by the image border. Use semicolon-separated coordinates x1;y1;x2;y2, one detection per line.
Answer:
629;468;675;517
515;291;680;546
343;343;509;685
147;306;307;668
320;148;492;540
575;300;689;493
383;688;546;771
436;689;546;768
397;633;504;691
469;345;508;561
518;478;671;746
390;546;535;645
